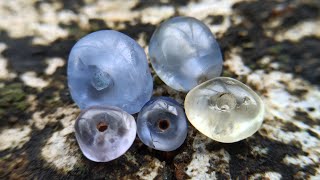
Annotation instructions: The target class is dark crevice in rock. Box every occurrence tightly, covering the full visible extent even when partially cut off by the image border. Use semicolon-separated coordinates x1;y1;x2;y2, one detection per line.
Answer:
294;110;317;126
282;122;301;132
281;3;320;28
286;88;308;98
205;133;312;179
0;30;74;74
120;22;157;42
207;15;224;25
131;0;195;10
131;0;172;10
306;129;320;139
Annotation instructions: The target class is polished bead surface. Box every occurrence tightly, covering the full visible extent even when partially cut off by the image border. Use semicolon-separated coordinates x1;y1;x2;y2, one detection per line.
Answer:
185;77;264;143
149;16;223;92
68;30;153;114
137;97;188;151
74;106;137;162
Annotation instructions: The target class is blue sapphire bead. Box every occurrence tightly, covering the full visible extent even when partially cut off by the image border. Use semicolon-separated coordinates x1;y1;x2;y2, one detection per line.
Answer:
149;16;223;92
137;97;188;151
68;30;153;114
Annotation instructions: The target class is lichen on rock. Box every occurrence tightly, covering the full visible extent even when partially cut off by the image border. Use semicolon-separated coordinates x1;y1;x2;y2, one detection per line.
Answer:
0;0;319;179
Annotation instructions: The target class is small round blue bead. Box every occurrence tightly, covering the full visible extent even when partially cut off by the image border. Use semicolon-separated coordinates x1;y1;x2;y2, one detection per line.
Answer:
137;97;188;151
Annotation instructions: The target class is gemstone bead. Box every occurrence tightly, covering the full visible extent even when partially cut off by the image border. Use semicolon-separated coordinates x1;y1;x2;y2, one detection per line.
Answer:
149;16;223;92
184;77;264;143
137;97;188;151
74;106;137;162
68;30;153;114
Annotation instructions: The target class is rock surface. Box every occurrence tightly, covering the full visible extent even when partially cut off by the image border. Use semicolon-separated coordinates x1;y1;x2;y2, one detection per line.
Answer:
0;0;319;179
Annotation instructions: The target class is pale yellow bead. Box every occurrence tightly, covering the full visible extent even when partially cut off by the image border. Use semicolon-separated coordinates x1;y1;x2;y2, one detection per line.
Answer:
184;77;264;143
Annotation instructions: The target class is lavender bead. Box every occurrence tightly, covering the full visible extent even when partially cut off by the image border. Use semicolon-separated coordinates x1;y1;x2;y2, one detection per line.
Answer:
149;16;223;92
137;97;188;151
68;30;153;114
75;106;137;162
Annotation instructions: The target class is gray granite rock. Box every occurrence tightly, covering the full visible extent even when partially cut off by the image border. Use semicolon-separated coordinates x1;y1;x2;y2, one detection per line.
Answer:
0;0;319;179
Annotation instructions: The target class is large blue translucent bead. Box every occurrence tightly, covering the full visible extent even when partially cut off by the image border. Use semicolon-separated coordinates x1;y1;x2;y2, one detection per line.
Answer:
137;97;188;151
149;16;223;92
68;30;153;114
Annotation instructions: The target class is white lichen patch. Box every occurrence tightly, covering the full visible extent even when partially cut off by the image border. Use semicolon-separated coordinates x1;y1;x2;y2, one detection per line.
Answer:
186;133;231;179
262;125;319;149
41;126;78;172
45;57;65;75
41;107;80;172
21;71;49;89
275;19;320;42
0;43;16;80
0;126;31;151
124;152;139;166
186;153;217;180
224;48;251;76
283;154;319;167
178;0;248;19
246;70;320;160
135;156;164;180
225;50;320;168
178;0;250;36
32;24;69;45
247;70;320;130
81;0;139;23
251;145;268;157
140;6;174;24
0;1;68;44
32;106;79;130
0;0;38;37
250;172;282;180
31;2;69;45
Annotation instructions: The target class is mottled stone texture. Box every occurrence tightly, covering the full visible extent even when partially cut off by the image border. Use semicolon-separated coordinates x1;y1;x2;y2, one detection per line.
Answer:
0;0;319;179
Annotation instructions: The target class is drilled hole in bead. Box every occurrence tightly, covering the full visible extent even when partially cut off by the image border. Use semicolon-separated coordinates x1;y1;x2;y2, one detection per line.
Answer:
97;122;108;132
158;119;170;131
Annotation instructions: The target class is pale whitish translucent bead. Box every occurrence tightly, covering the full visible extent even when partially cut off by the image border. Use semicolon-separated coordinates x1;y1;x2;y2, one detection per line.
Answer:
74;106;137;162
68;30;153;114
184;77;264;143
149;16;223;92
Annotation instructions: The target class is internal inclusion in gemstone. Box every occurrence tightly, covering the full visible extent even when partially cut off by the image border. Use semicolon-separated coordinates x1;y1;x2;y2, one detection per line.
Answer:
88;65;113;91
209;92;237;111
